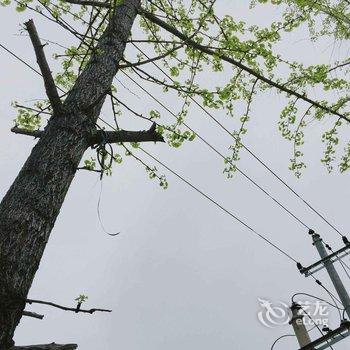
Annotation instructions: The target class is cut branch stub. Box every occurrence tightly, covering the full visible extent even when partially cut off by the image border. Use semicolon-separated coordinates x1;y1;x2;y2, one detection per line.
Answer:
25;19;63;114
22;311;44;320
11;123;164;146
11;127;43;138
12;343;77;350
90;122;165;146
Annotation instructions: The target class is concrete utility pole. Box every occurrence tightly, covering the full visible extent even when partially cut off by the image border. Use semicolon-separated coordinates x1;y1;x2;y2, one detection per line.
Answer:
312;232;350;319
291;229;350;350
289;303;313;348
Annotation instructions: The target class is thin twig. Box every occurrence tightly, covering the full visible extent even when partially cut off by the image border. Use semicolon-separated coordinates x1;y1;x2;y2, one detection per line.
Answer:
26;299;111;314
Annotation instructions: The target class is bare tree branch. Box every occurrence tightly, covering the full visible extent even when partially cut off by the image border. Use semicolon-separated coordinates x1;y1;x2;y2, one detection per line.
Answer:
22;311;44;320
119;44;183;69
12;343;77;350
25;20;63;114
26;299;111;314
90;122;164;145
63;0;109;7
11;124;164;145
11;127;43;138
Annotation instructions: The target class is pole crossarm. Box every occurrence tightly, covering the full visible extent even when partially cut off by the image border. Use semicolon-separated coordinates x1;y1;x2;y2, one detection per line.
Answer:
290;231;350;350
299;321;350;350
299;243;350;277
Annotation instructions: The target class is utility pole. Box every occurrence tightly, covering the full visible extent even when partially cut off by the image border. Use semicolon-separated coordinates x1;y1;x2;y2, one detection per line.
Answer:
312;232;350;319
289;303;313;348
291;229;350;350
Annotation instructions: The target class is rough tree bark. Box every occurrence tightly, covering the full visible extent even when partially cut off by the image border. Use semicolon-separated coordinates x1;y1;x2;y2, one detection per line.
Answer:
0;0;142;348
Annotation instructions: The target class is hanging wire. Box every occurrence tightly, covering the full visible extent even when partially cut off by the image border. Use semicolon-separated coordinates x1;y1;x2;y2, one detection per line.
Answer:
331;248;350;282
338;258;350;282
292;292;343;321
270;334;295;350
312;278;344;307
298;304;334;350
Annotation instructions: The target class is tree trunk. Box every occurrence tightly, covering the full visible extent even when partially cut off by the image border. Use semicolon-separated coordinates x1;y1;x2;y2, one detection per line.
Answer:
0;1;140;348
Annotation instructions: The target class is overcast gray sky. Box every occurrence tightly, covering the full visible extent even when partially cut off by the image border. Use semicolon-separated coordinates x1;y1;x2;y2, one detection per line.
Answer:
1;1;350;349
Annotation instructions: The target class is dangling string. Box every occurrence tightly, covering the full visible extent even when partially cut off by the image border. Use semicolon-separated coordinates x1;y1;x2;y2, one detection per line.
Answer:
92;127;120;236
96;180;120;236
93;129;114;180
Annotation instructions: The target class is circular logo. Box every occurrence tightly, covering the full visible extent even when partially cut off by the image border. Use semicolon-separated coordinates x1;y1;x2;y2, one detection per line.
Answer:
257;298;291;328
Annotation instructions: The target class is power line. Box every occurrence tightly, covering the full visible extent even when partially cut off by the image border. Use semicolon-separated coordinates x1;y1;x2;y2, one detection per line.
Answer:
271;334;295;350
0;40;338;239
139;146;299;263
131;43;344;238
100;115;342;306
0;42;42;76
4;39;345;318
0;39;340;265
120;70;310;231
292;292;343;321
101;116;346;336
1;41;341;275
0;42;66;94
338;256;350;282
298;304;334;350
1;12;344;243
313;278;343;306
97;114;298;263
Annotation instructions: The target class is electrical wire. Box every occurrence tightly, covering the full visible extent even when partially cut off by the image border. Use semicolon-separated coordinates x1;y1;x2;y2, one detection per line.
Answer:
99;112;299;263
139;146;299;263
119;62;350;312
3;40;348;341
0;42;66;95
298;304;334;350
2;16;349;350
292;292;343;321
0;40;299;262
0;38;340;244
1;40;345;285
97;181;120;236
270;334;295;350
120;70;311;231
313;278;344;307
337;255;350;282
0;42;42;76
131;43;345;238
